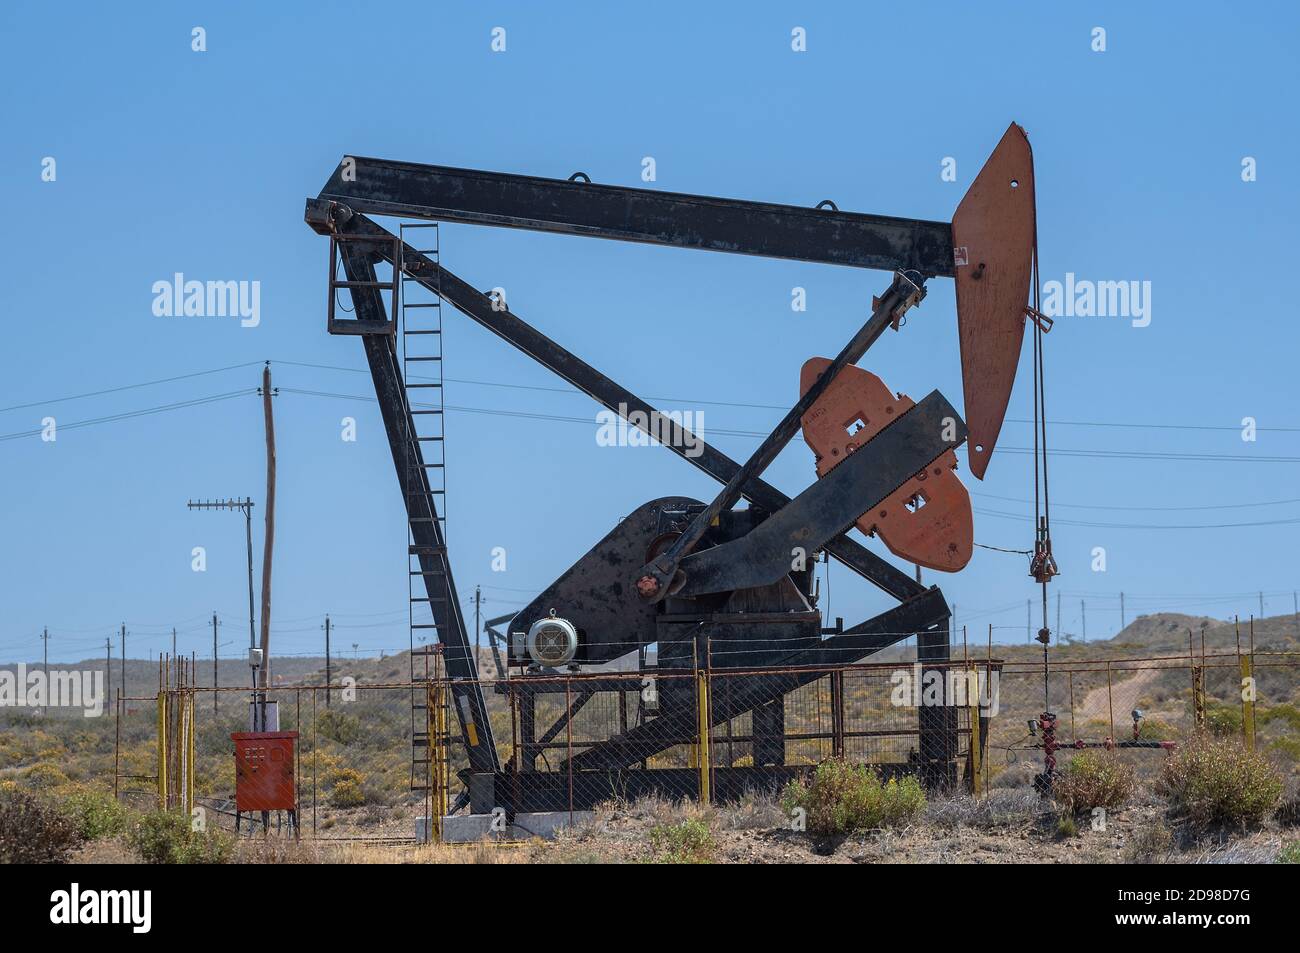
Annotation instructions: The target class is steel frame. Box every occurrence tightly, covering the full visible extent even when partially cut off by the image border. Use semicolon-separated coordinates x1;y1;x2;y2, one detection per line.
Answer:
304;153;977;799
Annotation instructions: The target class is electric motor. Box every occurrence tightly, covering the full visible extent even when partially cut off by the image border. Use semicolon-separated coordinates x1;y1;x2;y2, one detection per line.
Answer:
526;613;579;667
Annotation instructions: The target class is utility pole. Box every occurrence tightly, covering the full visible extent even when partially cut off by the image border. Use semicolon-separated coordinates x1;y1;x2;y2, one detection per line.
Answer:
1259;591;1265;620
352;642;359;659
211;613;219;715
258;363;278;692
172;627;177;661
324;614;332;709
119;623;126;700
1081;600;1087;643
105;637;112;707
40;628;50;714
474;585;482;671
1120;592;1126;632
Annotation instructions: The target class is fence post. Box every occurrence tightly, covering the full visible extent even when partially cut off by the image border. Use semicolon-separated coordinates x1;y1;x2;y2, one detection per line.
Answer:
1105;661;1115;744
968;664;983;797
1240;653;1256;753
696;666;712;805
185;691;196;819
156;690;168;810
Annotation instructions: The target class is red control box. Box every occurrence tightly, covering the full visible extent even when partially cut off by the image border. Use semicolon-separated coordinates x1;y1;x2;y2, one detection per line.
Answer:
232;731;299;812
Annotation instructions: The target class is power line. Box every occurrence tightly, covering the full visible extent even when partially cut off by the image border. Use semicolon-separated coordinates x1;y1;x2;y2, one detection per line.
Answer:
0;361;263;414
0;390;255;442
975;506;1300;531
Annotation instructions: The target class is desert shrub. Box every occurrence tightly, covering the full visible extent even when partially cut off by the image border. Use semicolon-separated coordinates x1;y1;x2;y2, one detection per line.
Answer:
1268;736;1300;762
781;759;925;836
1135;717;1178;741
0;786;84;862
1157;734;1283;828
1053;752;1135;814
1055;813;1078;838
1260;704;1300;731
1124;821;1174;863
1278;841;1300;864
22;762;71;790
926;790;1040;829
59;785;128;840
127;810;233;864
1204;704;1242;737
328;768;367;808
648;817;715;863
316;709;363;746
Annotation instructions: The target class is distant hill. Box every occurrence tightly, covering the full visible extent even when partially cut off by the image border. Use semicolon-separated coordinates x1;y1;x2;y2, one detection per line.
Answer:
1103;612;1298;652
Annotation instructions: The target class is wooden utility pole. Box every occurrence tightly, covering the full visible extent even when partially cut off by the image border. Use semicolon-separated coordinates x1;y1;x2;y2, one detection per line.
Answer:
211;613;219;714
324;614;332;709
40;628;50;714
259;363;277;689
105;637;112;705
119;624;126;699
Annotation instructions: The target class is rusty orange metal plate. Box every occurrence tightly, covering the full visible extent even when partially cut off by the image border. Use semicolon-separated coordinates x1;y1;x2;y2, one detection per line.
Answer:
952;122;1036;480
800;358;972;572
232;731;298;812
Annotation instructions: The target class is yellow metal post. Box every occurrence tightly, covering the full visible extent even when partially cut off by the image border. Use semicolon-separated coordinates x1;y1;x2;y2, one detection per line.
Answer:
428;679;449;843
1240;653;1256;753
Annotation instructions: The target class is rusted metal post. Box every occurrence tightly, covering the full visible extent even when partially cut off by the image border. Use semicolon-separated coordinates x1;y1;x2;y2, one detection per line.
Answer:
156;688;168;810
1105;661;1115;744
968;663;983;796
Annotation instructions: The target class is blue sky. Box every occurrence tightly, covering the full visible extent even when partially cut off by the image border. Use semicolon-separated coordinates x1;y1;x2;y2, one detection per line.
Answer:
3;1;1298;665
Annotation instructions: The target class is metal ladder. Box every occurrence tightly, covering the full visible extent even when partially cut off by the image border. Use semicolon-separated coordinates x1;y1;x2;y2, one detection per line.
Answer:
398;222;446;795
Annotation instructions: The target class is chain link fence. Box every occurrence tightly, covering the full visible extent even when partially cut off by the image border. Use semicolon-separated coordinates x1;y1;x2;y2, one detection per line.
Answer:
118;646;1299;842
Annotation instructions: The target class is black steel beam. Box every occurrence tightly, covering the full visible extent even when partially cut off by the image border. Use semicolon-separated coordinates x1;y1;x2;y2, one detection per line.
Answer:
335;239;499;774
306;202;925;603
638;270;926;600
564;588;950;772
676;391;965;597
317;157;955;277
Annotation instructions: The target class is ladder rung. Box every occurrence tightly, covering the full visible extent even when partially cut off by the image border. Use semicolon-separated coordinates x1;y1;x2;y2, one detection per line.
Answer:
410;463;445;469
410;410;444;415
402;301;441;308
410;570;446;576
409;545;446;555
410;597;447;603
416;436;444;442
407;383;443;388
411;624;441;630
404;329;442;335
404;356;442;362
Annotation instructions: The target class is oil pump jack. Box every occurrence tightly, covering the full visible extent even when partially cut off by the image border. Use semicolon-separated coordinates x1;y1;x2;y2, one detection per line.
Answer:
305;123;1044;813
